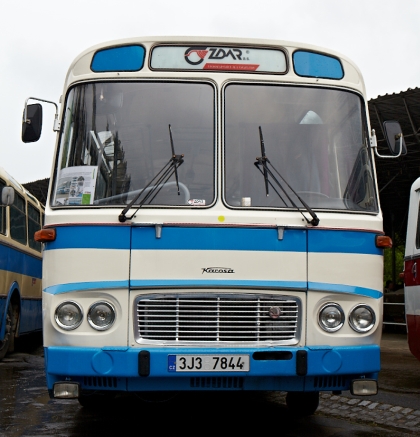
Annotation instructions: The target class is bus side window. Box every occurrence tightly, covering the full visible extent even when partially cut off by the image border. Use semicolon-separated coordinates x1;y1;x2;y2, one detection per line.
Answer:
10;193;27;245
415;202;420;249
28;203;41;252
0;180;5;235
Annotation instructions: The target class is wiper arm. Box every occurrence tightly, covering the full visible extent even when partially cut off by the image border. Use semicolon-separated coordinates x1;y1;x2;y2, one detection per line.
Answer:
254;126;320;226
258;126;270;196
119;125;184;222
169;124;181;195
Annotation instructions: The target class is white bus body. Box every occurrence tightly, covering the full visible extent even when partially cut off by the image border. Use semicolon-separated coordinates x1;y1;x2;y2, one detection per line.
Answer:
25;37;388;414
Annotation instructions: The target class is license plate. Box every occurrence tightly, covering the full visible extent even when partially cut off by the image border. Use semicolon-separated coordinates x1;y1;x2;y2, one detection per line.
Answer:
168;355;250;372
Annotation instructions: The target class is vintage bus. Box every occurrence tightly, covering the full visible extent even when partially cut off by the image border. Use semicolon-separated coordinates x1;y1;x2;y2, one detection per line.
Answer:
0;167;44;360
22;36;396;415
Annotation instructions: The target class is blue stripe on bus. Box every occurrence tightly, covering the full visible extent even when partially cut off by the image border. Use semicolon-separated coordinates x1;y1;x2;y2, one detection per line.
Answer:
44;226;130;251
44;281;129;295
308;282;382;299
0;241;42;278
131;227;306;252
308;230;382;255
43;279;381;299
42;225;381;256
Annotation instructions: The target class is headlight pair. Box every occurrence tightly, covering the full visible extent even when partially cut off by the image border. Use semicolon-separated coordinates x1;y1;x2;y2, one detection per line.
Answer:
318;303;375;333
55;301;116;331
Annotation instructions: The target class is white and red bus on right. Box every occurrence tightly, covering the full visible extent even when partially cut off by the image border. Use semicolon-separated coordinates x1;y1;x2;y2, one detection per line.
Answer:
404;178;420;361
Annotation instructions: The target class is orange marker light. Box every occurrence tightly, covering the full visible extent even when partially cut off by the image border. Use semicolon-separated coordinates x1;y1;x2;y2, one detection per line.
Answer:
35;228;56;243
375;235;392;248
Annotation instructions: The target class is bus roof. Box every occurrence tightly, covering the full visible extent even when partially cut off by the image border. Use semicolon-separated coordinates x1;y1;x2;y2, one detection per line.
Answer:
64;36;366;96
0;167;44;209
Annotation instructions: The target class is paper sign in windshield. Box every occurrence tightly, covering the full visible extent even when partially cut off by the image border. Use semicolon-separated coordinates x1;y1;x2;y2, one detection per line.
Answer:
54;166;98;206
151;45;287;73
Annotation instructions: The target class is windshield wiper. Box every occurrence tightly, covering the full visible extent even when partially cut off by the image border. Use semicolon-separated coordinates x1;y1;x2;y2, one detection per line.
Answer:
254;126;320;226
258;126;270;196
118;125;184;222
169;124;181;195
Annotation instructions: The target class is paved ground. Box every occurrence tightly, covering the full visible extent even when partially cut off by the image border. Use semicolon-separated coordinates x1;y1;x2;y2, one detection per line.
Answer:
305;331;420;434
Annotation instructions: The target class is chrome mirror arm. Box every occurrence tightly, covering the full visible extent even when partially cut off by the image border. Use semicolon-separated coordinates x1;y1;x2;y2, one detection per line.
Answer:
370;129;402;159
24;96;60;132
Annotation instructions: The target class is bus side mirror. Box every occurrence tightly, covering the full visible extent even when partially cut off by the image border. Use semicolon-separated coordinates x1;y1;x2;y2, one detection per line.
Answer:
383;120;407;156
22;103;43;143
1;187;14;206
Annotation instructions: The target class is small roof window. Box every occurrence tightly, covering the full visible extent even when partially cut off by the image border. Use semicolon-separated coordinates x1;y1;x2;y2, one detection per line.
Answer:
91;45;145;72
293;50;344;80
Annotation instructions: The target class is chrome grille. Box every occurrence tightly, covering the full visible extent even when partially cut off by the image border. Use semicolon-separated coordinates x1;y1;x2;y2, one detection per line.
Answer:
135;294;300;344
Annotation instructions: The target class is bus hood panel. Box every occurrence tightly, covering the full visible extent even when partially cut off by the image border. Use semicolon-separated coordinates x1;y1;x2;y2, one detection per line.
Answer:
130;226;307;290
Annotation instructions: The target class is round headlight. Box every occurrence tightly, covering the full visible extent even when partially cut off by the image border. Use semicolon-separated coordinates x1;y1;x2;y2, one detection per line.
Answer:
349;304;375;333
87;301;116;331
318;303;344;332
55;301;83;330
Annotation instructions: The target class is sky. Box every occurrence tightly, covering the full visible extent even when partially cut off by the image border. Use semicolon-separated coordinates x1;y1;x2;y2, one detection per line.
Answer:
1;0;419;184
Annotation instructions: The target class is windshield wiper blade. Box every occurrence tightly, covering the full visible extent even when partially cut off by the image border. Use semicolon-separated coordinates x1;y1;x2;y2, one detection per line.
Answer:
258;126;270;196
118;126;184;222
254;126;320;226
169;124;181;195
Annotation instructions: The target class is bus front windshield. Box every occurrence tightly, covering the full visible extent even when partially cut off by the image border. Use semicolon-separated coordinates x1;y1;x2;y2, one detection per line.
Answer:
53;81;215;208
224;84;378;212
53;80;377;213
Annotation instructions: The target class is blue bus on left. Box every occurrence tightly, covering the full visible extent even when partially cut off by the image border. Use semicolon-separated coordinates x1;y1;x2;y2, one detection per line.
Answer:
0;167;44;360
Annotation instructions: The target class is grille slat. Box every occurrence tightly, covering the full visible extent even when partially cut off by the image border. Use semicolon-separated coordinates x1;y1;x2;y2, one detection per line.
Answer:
135;294;300;344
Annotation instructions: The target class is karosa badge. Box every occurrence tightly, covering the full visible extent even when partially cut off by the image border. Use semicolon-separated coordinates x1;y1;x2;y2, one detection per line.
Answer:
202;267;235;274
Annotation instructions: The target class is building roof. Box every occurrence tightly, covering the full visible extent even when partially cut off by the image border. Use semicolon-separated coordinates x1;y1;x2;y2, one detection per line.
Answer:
23;178;49;205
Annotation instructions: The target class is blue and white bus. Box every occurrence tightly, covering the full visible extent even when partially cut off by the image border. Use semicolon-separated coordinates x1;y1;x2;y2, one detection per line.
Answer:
0;167;43;360
23;36;394;415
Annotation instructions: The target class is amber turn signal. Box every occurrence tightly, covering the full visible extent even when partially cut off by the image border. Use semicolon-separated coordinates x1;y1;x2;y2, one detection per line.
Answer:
375;235;392;248
35;228;56;243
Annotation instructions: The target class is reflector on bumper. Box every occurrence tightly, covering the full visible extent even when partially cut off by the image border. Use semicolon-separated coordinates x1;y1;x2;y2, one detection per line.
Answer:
53;382;80;399
350;379;378;396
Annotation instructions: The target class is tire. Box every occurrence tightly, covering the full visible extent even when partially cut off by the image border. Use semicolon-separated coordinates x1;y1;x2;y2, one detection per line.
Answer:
0;305;13;361
286;391;320;416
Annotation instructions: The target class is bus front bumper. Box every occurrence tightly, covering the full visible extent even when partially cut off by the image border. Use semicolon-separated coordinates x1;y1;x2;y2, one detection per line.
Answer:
45;345;380;396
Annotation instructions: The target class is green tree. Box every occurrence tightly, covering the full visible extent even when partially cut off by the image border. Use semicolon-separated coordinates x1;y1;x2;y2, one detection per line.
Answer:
383;244;405;288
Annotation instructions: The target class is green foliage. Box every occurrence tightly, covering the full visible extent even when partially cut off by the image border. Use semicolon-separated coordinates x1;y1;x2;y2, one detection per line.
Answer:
383;245;405;287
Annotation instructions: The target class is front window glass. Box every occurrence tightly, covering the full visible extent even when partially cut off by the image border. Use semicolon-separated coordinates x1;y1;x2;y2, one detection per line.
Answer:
53;81;215;207
224;84;377;212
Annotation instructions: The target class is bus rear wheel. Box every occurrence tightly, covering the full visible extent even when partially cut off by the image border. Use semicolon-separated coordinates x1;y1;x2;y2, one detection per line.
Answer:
286;391;319;416
0;305;13;360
